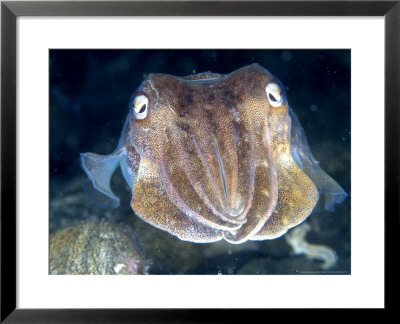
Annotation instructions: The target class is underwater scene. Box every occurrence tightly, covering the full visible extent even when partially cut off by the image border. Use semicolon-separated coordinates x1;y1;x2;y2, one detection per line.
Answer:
49;50;350;275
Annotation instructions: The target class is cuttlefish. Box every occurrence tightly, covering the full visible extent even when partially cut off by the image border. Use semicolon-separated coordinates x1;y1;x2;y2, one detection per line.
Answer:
81;63;347;244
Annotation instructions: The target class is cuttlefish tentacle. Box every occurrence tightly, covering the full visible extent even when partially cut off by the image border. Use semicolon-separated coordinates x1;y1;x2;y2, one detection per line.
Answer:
211;107;241;214
159;125;245;231
223;119;278;243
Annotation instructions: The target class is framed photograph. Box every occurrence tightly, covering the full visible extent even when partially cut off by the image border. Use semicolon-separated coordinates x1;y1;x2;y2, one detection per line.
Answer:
49;48;351;276
1;0;397;321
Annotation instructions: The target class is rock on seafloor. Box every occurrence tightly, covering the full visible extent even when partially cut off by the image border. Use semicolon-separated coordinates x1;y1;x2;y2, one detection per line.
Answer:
50;221;148;275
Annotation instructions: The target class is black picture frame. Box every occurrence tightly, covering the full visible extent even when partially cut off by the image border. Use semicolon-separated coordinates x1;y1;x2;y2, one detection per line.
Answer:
1;0;398;322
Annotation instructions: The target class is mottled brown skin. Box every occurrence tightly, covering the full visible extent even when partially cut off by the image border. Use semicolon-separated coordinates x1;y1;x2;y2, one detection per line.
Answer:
127;64;318;243
81;63;346;244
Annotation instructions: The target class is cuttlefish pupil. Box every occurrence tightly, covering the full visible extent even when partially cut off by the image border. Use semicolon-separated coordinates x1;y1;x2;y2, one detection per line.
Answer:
80;63;347;244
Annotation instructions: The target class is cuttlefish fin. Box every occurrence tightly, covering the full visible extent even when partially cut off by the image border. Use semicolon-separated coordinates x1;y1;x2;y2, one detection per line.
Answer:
289;107;348;211
80;117;138;208
301;163;347;211
80;149;127;208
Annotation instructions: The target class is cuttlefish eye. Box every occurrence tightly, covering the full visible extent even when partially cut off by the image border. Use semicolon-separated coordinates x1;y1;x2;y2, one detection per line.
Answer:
132;95;149;119
265;83;284;107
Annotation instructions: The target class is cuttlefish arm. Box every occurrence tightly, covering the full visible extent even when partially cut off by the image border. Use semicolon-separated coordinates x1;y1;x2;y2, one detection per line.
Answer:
252;107;346;243
80;117;139;208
